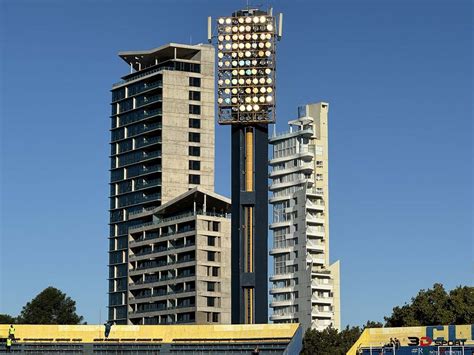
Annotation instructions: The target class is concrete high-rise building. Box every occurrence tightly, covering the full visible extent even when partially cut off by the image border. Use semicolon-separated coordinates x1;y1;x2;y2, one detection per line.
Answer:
127;187;231;325
108;43;215;324
269;102;341;331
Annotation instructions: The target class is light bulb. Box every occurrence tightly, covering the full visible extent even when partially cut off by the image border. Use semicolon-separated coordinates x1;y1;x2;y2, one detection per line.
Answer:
253;87;259;94
246;104;253;111
232;34;238;41
239;105;246;111
238;17;244;24
231;97;238;103
225;35;231;41
267;87;273;93
239;25;245;32
245;34;251;40
260;87;266;93
245;43;251;49
251;43;257;49
218;79;224;85
232;43;238;50
265;42;272;48
253;16;259;24
218;52;224;58
251;68;257;75
232;26;238;32
245;97;251;103
265;68;272;74
238;43;244;49
225;26;231;33
267;78;273;84
232;88;238;94
253;104;260;111
265;51;271;57
232;60;238;66
218;35;224;41
245;51;251;57
252;78;259;85
225;43;232;50
267;24;273;31
245;17;252;24
252;33;258;40
231;52;238;58
239;69;245;75
266;95;273;102
245;88;252;94
218;61;223;67
218;97;223;103
252;96;259;103
259;78;265;84
239;34;244;40
224;79;230;85
259;96;265;103
224;88;230;94
245;25;251;32
225;18;232;24
238;78;245;85
260;16;266;23
218;18;225;24
231;79;238;85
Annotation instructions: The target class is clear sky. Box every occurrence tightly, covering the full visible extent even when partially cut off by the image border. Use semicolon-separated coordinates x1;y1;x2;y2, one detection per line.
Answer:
0;0;472;327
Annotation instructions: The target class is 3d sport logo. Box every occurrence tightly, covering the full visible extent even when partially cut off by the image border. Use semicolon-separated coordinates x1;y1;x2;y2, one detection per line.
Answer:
407;336;467;347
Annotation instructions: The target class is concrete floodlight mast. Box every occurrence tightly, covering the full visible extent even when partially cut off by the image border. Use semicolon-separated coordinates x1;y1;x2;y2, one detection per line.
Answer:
210;7;282;324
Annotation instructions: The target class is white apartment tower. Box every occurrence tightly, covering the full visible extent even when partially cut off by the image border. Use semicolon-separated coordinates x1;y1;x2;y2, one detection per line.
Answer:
269;102;341;331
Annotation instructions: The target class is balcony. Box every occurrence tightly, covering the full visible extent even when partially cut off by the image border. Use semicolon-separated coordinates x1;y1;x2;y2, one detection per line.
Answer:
311;295;333;305
130;257;196;274
135;136;162;149
129;211;229;233
136;95;162;108
129;287;196;303
269;286;295;295
269;128;313;142
129;273;196;289
307;240;325;253
311;279;333;291
306;255;325;265
306;213;325;224
312;310;334;319
306;200;325;211
306;227;325;238
270;147;314;165
269;273;297;282
270;300;295;308
270;313;298;321
269;162;313;178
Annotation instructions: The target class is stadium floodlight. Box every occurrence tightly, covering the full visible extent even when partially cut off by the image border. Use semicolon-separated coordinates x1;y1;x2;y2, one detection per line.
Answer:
216;9;279;124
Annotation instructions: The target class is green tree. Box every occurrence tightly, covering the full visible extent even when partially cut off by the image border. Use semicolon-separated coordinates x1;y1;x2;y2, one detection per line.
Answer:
17;287;84;324
0;314;16;324
301;325;363;355
385;284;474;326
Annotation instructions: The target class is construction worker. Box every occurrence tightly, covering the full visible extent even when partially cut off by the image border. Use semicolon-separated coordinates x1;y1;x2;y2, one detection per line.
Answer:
6;337;12;353
8;325;15;340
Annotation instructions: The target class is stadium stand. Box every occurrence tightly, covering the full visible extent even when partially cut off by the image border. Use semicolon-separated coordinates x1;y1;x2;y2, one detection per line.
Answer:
347;324;474;355
0;323;302;354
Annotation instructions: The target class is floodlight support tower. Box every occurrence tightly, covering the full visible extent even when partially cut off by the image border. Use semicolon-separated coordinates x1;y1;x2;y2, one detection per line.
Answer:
213;8;282;324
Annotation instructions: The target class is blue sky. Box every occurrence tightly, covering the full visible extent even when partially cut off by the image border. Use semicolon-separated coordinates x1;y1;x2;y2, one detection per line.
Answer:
0;0;472;327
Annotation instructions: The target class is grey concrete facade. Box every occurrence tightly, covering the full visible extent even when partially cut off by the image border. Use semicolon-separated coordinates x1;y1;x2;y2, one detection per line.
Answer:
108;43;216;324
127;187;231;325
269;102;341;331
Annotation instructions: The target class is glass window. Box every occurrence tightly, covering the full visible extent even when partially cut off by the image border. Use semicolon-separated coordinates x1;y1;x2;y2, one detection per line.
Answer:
189;77;201;87
207;236;215;246
189;104;201;115
189;132;200;142
189;146;200;156
189;91;201;101
189;160;200;170
189;118;201;128
189;174;200;184
207;297;215;307
207;282;216;292
207;251;215;261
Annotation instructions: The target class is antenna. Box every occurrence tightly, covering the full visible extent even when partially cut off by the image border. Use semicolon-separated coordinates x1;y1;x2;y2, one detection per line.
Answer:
278;13;283;40
207;16;212;43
